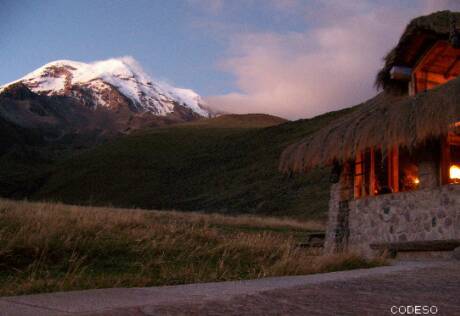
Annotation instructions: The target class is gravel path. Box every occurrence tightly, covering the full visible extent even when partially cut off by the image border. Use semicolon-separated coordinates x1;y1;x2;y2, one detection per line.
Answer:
0;260;458;316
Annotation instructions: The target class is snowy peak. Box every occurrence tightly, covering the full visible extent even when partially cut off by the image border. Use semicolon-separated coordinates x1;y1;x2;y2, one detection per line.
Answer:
1;57;210;117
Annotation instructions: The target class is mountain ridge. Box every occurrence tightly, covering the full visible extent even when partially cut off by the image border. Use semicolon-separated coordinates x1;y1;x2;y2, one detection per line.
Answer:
0;58;218;143
0;57;210;117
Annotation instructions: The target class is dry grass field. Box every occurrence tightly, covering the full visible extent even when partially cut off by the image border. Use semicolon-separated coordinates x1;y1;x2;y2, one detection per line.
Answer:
0;199;384;296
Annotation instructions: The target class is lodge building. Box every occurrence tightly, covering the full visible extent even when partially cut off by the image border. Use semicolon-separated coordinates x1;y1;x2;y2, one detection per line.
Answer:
281;11;460;257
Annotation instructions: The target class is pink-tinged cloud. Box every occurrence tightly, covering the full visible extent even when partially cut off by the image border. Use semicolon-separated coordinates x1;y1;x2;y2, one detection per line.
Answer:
205;1;460;119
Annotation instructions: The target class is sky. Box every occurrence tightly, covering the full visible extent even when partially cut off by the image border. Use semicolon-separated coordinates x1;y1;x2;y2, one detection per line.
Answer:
2;0;460;119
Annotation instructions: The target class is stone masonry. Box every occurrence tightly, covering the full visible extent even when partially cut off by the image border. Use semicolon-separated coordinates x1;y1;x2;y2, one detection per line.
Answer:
348;184;460;256
325;158;460;257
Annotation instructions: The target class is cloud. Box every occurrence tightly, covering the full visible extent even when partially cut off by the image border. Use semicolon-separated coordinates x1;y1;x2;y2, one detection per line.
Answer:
186;0;224;15
204;1;460;119
422;0;460;12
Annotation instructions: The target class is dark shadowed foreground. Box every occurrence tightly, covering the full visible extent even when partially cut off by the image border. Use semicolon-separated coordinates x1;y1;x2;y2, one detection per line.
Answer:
0;261;458;315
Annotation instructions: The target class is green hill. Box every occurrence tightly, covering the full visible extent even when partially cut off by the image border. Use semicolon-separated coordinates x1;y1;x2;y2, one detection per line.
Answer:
177;113;288;129
1;112;353;220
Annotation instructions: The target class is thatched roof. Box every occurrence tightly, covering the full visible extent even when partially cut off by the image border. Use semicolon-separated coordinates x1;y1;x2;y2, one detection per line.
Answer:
280;76;460;173
376;10;460;93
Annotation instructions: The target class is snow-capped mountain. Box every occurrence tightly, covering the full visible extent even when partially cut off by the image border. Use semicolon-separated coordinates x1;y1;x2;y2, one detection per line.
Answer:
0;57;210;117
0;58;217;145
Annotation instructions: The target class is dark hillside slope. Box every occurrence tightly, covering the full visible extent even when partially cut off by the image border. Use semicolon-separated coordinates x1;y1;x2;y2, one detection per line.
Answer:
31;110;353;220
179;113;287;128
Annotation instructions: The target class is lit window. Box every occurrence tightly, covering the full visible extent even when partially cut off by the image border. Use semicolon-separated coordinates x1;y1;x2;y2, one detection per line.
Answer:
399;148;420;191
353;146;419;199
449;165;460;182
443;131;460;184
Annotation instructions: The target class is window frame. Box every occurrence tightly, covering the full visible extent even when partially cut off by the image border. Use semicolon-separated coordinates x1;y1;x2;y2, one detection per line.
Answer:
441;133;460;185
353;146;418;199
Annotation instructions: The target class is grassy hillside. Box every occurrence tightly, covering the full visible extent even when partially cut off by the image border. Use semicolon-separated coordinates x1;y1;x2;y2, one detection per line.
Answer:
178;113;288;128
0;199;383;296
28;111;352;220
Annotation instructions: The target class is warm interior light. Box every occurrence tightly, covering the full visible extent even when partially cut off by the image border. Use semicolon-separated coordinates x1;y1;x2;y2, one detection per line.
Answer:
401;162;419;191
449;165;460;181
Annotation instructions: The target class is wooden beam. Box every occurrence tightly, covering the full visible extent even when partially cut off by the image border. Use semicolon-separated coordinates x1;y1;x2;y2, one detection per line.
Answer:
412;41;459;93
370;239;460;252
444;56;460;78
413;70;457;92
423;71;456;82
425;42;450;69
415;78;443;86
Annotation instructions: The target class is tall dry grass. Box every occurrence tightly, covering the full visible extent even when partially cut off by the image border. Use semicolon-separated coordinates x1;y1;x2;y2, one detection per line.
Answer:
0;199;383;296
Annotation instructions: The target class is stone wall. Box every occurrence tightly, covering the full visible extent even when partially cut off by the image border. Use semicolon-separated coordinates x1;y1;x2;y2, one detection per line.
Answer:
324;183;340;253
348;184;460;256
324;164;354;253
324;157;460;257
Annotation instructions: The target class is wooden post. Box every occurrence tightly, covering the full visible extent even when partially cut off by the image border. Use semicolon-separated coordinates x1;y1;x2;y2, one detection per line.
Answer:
370;147;376;195
354;153;363;199
410;72;417;96
388;145;399;192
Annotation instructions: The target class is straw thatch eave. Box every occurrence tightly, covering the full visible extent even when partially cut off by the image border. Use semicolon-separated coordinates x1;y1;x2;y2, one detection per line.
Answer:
280;76;460;173
376;10;460;93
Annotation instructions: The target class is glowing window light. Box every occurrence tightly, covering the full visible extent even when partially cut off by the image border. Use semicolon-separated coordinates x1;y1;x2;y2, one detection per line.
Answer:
449;165;460;182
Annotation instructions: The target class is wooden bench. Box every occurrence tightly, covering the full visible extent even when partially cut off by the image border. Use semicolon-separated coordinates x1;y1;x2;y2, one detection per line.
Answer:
370;240;460;257
297;232;325;248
